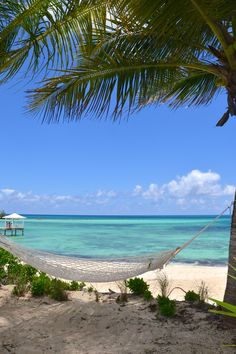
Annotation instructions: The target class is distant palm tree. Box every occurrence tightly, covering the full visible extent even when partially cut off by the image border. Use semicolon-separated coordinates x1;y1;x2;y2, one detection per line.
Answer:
0;0;235;321
0;210;6;219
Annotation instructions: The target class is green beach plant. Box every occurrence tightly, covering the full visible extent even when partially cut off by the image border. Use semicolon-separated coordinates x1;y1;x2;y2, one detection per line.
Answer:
49;279;68;301
0;267;7;284
31;273;51;297
77;281;86;291
185;290;200;302
12;275;29;297
127;277;149;296
69;280;80;291
143;290;153;301
0;248;18;266
87;286;94;293
157;295;176;317
127;277;153;301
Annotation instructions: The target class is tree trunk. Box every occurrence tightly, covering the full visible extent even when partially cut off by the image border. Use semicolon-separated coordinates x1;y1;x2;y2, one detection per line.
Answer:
223;190;236;327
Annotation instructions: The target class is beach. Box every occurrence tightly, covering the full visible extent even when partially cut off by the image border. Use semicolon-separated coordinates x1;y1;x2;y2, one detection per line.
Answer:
91;263;228;301
0;263;234;354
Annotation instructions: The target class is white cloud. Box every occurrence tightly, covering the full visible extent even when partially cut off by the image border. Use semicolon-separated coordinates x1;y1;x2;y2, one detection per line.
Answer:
165;170;235;198
142;183;163;201
0;170;235;214
166;170;222;197
1;189;16;195
134;185;143;195
133;170;235;210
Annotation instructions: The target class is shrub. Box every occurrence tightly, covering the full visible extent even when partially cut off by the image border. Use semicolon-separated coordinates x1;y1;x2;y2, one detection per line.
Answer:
49;279;68;301
127;277;149;296
185;290;200;302
6;260;28;284
68;280;85;291
12;275;29;297
22;265;38;282
87;286;94;293
0;248;17;266
78;281;86;290
143;290;153;301
157;295;176;317
69;281;79;291
31;273;51;297
0;267;7;284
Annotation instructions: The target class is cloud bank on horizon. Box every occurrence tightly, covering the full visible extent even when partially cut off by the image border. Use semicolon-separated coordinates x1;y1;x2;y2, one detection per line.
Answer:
0;170;235;215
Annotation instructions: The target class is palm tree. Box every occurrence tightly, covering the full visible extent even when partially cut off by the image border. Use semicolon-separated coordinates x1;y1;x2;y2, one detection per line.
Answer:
0;210;6;219
0;0;236;322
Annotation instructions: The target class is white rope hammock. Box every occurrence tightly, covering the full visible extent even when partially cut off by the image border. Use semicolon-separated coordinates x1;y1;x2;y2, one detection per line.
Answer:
0;204;232;282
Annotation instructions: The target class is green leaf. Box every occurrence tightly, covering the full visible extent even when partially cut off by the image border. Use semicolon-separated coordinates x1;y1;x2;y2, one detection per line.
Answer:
209;298;236;314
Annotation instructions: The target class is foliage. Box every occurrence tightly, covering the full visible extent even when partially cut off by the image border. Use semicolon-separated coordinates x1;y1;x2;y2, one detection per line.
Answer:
0;1;235;125
68;281;86;291
127;277;149;296
209;296;236;345
0;248;17;266
143;290;153;301
157;295;176;317
68;280;79;291
12;275;29;297
0;267;7;284
31;273;51;297
185;290;200;302
49;279;68;301
87;286;94;293
0;210;6;218
127;278;153;301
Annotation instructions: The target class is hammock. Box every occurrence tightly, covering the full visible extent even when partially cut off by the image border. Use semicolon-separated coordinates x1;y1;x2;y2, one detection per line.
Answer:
0;204;231;282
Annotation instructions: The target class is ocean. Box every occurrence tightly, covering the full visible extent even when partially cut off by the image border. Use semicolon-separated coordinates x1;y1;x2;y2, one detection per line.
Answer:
0;215;231;265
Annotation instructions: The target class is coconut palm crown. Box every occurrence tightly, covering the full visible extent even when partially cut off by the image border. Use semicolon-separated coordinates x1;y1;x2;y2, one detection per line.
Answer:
0;0;236;125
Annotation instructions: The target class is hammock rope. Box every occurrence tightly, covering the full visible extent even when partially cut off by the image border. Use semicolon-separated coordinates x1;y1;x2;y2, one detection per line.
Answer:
0;203;232;282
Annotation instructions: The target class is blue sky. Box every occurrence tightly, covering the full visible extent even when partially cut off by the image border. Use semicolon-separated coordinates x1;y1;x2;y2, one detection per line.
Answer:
0;82;235;215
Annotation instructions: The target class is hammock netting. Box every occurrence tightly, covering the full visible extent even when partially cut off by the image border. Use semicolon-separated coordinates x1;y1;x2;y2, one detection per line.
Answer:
0;236;177;282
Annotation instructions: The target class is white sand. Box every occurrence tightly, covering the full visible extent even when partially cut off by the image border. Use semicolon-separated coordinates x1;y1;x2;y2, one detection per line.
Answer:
91;263;228;301
0;264;234;354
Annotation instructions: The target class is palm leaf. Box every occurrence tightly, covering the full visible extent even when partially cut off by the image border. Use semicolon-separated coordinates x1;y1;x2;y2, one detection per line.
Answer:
0;0;108;81
27;45;221;122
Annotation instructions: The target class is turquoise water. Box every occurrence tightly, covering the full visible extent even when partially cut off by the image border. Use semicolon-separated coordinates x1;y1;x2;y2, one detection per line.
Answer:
0;215;231;265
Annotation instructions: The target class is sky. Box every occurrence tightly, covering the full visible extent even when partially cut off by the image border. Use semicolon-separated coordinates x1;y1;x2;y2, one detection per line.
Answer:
0;82;235;215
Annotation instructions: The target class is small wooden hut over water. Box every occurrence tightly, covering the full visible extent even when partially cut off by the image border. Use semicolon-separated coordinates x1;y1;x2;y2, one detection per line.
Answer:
1;213;26;236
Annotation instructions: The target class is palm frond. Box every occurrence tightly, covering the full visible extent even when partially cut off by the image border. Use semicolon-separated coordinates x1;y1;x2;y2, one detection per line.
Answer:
0;0;235;123
27;47;220;122
0;0;108;81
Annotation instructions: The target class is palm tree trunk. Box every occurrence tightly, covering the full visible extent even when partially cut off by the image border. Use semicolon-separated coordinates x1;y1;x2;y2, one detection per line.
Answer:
223;190;236;327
